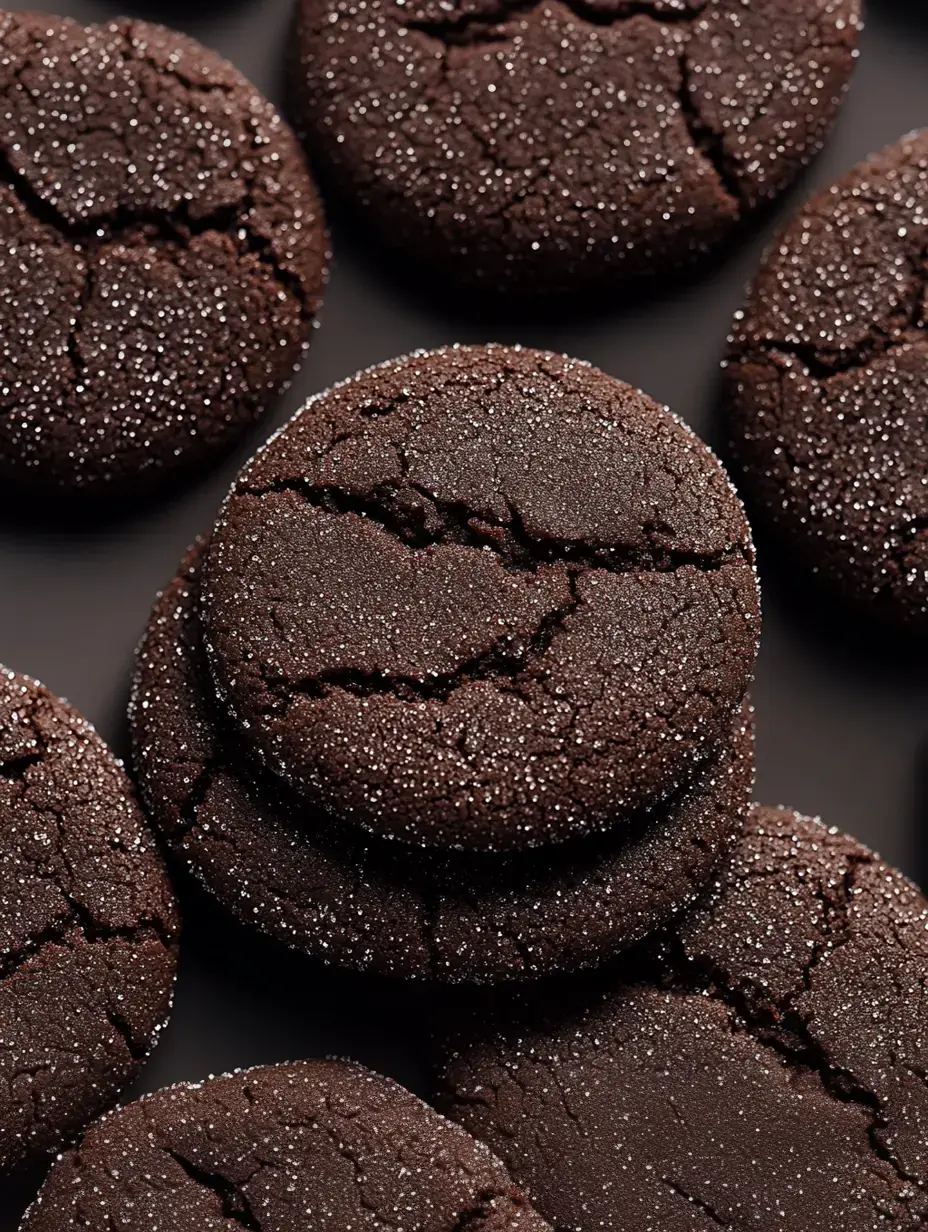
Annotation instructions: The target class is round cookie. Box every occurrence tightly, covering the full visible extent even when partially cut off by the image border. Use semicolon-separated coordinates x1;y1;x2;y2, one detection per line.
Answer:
293;0;859;298
0;13;328;494
20;1059;551;1232
725;130;928;630
0;668;179;1175
131;540;754;982
437;805;928;1230
202;344;759;851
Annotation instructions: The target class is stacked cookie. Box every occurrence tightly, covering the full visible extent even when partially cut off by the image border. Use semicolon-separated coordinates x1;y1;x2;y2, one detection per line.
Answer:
48;340;928;1232
132;342;759;982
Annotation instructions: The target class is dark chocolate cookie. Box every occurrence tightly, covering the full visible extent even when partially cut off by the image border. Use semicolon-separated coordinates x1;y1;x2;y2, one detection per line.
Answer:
437;805;928;1229
132;541;754;981
20;1059;551;1232
202;345;759;851
0;13;328;494
293;0;859;298
0;668;179;1175
725;130;928;630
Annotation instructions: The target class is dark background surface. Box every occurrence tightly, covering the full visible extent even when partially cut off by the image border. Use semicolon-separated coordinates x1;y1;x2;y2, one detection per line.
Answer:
1;0;927;1222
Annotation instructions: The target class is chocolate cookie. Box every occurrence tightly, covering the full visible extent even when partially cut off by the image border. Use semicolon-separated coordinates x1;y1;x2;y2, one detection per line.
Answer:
0;668;179;1175
0;13;328;494
20;1059;551;1232
725;130;928;629
202;345;759;851
132;540;754;981
437;805;928;1229
292;0;859;298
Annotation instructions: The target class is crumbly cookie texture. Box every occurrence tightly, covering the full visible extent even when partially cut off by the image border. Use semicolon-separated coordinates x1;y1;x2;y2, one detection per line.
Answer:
293;0;860;295
132;539;754;981
726;129;928;629
202;344;759;851
0;12;328;492
437;806;928;1230
0;668;179;1175
20;1060;551;1232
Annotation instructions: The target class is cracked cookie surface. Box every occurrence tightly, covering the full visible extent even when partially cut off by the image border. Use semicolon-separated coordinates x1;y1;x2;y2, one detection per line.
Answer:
131;539;753;980
0;668;179;1175
436;805;928;1229
0;12;328;493
20;1059;551;1232
293;0;858;296
202;344;759;851
725;130;928;630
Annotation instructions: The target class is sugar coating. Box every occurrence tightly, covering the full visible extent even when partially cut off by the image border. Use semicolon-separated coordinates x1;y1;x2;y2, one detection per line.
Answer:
201;343;760;852
726;129;928;629
131;539;755;981
0;12;328;493
438;806;928;1229
0;667;179;1176
293;0;860;296
20;1059;551;1232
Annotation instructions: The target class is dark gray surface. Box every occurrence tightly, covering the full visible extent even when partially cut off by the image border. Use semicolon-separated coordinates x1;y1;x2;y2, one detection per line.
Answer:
1;0;927;1222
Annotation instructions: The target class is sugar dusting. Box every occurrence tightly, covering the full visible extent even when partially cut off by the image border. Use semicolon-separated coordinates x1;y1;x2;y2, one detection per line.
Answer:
726;129;928;629
20;1060;550;1232
438;805;928;1229
294;0;860;294
130;537;755;981
0;13;328;492
0;666;178;1173
199;344;759;852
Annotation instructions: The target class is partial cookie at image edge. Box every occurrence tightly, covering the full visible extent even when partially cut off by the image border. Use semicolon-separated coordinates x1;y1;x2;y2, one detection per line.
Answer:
19;1059;551;1232
0;667;179;1175
725;128;928;630
436;804;928;1230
